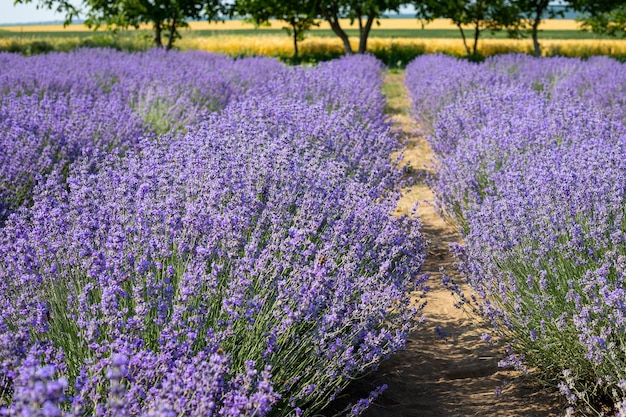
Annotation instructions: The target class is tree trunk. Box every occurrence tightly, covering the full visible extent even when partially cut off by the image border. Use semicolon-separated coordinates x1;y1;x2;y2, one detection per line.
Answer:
472;20;480;57
531;20;541;57
166;16;177;50
330;20;352;54
532;1;549;57
320;8;352;54
358;13;375;54
293;26;299;58
457;24;471;56
154;22;163;48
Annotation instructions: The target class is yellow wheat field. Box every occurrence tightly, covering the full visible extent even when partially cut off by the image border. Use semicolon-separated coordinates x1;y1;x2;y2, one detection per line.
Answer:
0;18;583;33
2;18;624;59
179;35;626;58
3;34;623;59
186;18;584;31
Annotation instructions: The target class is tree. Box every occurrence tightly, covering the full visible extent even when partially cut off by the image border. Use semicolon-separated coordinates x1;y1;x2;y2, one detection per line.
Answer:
14;0;227;49
570;0;626;37
317;0;406;54
235;0;318;57
512;0;567;56
415;0;520;58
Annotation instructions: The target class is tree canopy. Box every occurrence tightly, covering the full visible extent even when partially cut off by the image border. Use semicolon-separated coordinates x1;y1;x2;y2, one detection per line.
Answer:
12;0;626;56
235;0;318;57
317;0;405;54
513;0;566;56
14;0;226;49
571;0;626;37
415;0;520;58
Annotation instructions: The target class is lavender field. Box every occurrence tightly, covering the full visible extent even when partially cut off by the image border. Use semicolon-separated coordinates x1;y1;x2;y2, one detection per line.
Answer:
407;55;626;415
4;47;626;416
0;50;428;416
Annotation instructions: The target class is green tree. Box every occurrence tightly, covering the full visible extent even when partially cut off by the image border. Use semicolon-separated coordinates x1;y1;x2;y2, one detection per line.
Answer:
571;0;626;37
415;0;520;58
317;0;406;54
235;0;318;57
512;0;567;56
14;0;226;49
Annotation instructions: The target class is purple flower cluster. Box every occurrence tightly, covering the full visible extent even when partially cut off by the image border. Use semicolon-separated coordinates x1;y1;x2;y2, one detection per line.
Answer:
0;90;145;221
0;51;426;416
0;49;286;221
407;54;626;413
406;54;626;133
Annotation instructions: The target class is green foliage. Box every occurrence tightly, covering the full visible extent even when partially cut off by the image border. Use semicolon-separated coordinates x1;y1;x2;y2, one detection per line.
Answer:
278;50;343;65
13;0;227;49
235;0;319;57
509;0;566;56
77;33;152;51
3;39;55;55
81;0;227;49
412;0;626;57
465;51;486;62
276;43;425;67
415;0;521;58
577;3;626;38
0;32;154;55
370;41;425;68
317;0;407;53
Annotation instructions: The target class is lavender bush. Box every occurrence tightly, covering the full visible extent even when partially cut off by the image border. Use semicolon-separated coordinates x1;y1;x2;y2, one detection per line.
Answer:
0;51;426;416
406;54;626;133
0;90;146;221
407;55;626;414
0;49;289;222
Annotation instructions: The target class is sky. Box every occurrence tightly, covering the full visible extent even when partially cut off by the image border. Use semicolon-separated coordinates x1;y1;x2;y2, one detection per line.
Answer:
1;0;71;24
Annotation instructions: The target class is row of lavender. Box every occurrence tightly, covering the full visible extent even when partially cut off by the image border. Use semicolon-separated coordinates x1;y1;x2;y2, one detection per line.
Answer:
0;50;426;416
407;54;626;415
0;49;286;221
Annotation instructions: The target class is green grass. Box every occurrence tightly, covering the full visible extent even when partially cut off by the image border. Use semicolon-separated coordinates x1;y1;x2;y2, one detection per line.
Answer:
0;31;94;39
0;30;150;40
381;70;408;116
0;31;153;54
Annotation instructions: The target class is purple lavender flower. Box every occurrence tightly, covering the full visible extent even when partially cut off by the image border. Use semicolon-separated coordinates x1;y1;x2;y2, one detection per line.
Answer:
0;51;426;417
406;53;626;412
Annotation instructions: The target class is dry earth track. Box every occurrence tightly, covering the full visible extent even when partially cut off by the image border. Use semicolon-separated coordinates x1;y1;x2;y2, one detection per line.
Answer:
327;71;565;417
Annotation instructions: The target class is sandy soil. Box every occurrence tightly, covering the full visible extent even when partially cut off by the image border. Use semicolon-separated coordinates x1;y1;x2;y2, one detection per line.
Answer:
328;72;565;417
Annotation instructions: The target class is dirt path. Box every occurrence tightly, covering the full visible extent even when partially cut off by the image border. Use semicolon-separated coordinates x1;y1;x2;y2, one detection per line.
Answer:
332;71;565;417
